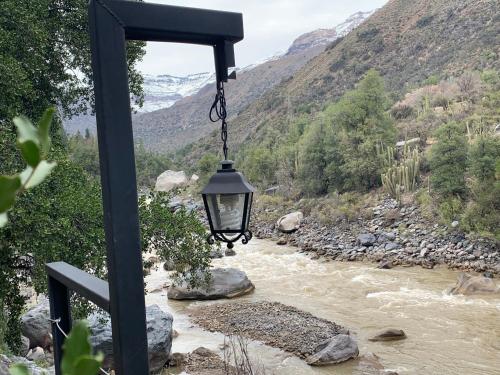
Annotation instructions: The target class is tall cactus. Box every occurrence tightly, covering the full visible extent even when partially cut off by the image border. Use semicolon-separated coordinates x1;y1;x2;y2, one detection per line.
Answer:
381;144;420;202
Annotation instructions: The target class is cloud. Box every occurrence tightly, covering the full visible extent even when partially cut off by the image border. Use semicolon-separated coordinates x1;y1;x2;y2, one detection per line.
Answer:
138;0;387;75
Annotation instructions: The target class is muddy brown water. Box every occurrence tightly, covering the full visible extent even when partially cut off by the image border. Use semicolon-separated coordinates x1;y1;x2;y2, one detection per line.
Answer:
145;239;500;375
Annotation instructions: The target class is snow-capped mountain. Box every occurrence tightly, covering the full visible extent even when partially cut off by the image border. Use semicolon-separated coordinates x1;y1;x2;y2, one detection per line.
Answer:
286;10;374;55
64;10;375;136
140;72;215;112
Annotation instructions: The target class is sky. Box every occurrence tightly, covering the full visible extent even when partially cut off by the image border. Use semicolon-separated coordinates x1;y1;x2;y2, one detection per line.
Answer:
138;0;388;76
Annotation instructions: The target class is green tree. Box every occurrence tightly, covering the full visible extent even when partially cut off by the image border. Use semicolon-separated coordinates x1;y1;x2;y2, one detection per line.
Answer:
139;192;215;288
322;69;395;192
429;121;468;197
462;136;500;238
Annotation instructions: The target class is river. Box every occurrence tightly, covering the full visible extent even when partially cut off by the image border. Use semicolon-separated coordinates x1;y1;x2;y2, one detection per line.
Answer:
145;239;500;375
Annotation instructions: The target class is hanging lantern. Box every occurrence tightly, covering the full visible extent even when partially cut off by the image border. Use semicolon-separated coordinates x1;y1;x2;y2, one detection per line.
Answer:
202;82;255;248
202;160;254;248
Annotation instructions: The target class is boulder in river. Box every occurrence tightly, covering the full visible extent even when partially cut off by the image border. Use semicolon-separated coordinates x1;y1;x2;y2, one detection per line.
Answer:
167;268;254;300
449;273;500;295
277;212;303;233
155;170;188;192
21;299;52;350
306;334;359;365
89;304;173;373
368;329;406;342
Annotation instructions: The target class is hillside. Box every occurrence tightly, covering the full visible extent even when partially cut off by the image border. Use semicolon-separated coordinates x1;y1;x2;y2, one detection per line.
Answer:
182;0;499;162
132;11;373;152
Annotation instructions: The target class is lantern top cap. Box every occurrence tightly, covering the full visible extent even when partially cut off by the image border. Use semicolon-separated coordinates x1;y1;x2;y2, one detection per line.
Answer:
219;160;235;172
201;160;255;195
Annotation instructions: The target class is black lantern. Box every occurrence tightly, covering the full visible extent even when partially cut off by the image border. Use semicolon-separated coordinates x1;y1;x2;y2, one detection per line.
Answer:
202;160;255;248
202;81;255;248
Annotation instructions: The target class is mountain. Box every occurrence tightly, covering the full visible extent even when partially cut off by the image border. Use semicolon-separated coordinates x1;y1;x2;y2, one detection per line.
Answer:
141;72;214;112
131;11;373;152
286;11;374;55
181;0;500;163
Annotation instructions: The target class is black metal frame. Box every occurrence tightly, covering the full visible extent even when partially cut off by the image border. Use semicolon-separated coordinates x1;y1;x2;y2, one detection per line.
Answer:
46;1;243;374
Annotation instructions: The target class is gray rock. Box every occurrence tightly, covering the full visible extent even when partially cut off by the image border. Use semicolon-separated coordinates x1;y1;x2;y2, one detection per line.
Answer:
21;336;30;357
155;170;188;192
384;242;400;251
377;261;393;269
277;212;303;233
225;248;236;256
21;299;52;349
358;233;376;246
451;220;459;228
305;334;358;365
449;273;500;295
0;354;54;375
369;329;407;342
209;250;224;259
89;304;173;373
27;347;46;361
167;268;254;300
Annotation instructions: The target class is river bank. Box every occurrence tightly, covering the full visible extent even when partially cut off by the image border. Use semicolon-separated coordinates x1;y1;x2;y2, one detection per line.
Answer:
252;197;500;275
145;239;500;375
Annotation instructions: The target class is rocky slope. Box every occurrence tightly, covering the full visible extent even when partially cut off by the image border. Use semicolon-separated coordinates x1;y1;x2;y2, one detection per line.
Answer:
253;197;500;275
131;11;373;152
181;0;500;163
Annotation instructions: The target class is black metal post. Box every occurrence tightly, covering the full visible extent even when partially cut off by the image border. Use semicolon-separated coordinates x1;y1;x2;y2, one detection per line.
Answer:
47;276;71;375
88;2;150;374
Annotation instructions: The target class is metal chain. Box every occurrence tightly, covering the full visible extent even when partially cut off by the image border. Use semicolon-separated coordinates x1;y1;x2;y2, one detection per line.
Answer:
209;82;229;160
49;318;111;375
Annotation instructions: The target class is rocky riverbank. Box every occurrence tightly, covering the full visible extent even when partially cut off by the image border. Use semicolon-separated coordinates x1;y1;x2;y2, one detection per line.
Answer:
253;197;500;275
190;301;359;365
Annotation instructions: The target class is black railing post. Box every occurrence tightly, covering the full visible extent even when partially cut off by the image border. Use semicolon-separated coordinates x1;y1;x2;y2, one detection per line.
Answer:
47;275;71;375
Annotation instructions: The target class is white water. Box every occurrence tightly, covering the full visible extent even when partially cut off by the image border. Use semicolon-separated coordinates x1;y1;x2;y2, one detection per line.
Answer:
145;239;500;374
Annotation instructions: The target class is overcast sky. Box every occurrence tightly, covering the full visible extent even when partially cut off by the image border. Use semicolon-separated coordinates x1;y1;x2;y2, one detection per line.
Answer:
138;0;388;76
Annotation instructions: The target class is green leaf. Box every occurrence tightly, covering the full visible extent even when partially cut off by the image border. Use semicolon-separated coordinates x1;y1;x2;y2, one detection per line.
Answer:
73;354;103;375
20;161;57;189
18;140;41;167
14;116;40;146
61;320;94;374
38;107;55;155
9;364;30;375
0;212;7;227
0;175;21;212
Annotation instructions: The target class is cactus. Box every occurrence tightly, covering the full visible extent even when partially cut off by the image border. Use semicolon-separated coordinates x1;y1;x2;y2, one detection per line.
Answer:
381;144;420;202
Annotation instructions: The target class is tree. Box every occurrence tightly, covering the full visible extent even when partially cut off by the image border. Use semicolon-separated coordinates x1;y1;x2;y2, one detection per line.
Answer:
139;192;215;288
324;69;395;192
0;0;145;123
429;121;468;198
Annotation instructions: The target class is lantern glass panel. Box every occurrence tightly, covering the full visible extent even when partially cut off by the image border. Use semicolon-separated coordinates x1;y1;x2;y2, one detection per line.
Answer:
207;193;246;231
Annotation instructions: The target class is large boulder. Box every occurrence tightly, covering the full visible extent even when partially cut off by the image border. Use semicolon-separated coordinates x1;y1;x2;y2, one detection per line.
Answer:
305;334;358;366
21;299;52;350
89;305;173;373
167;268;254;300
276;212;303;233
449;273;500;295
155;170;188;192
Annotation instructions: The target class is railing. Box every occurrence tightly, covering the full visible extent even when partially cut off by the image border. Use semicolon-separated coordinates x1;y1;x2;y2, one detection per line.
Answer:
46;262;110;375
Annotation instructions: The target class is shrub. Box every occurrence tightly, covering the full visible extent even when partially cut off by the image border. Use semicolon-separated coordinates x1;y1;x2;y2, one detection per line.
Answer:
438;196;463;223
390;104;415;119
